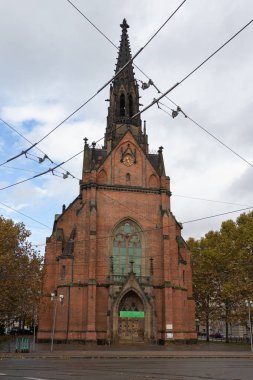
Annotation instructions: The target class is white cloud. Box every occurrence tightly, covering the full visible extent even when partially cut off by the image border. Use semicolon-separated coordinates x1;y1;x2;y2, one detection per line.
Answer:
0;0;253;248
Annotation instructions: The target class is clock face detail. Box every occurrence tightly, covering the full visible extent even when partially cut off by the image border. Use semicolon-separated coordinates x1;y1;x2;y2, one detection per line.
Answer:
123;153;134;167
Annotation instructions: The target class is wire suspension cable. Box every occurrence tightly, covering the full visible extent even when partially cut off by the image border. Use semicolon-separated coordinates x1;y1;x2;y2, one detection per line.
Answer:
1;19;252;190
66;0;186;81
131;18;253;120
31;206;253;247
0;201;51;229
173;194;252;208
0;0;187;167
66;2;253;169
0;162;64;191
158;100;253;168
0;118;78;178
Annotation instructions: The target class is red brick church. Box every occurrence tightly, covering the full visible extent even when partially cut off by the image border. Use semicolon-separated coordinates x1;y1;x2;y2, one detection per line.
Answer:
38;19;196;344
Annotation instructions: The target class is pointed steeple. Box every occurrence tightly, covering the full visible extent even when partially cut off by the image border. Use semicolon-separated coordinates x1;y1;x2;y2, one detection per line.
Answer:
115;19;133;77
105;19;146;152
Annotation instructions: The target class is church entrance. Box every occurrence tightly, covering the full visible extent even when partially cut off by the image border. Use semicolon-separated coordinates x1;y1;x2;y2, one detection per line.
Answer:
118;291;145;342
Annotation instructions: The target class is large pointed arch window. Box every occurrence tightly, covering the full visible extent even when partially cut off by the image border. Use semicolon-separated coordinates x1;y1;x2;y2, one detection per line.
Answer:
113;220;142;276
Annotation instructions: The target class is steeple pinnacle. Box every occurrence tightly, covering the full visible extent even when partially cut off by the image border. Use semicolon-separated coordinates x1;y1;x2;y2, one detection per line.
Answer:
105;19;145;152
116;19;132;74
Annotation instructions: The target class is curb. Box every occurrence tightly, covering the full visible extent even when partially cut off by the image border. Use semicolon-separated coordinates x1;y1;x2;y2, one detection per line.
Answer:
1;351;253;360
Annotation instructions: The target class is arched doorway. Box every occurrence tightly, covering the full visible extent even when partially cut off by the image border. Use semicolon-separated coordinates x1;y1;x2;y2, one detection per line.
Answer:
118;290;144;342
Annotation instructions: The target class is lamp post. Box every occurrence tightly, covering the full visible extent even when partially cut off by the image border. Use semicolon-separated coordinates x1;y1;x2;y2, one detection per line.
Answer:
50;292;64;352
245;300;253;352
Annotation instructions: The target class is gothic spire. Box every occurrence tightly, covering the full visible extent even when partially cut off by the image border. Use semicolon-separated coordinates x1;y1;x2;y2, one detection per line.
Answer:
105;19;143;152
115;19;133;76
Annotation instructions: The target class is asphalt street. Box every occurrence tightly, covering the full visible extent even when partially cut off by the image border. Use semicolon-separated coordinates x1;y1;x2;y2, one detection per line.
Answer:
0;358;253;380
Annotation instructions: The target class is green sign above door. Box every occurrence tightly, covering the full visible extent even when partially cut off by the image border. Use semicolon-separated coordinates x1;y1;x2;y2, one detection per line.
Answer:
120;311;145;318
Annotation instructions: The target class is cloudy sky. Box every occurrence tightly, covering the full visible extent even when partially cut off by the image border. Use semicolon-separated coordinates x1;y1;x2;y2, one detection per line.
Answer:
0;0;253;252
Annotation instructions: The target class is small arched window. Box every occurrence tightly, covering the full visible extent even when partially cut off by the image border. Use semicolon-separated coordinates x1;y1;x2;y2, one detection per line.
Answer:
120;93;126;116
129;94;133;117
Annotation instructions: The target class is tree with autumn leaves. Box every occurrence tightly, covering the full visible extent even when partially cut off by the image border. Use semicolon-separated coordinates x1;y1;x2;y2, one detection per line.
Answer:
188;211;253;342
0;215;44;330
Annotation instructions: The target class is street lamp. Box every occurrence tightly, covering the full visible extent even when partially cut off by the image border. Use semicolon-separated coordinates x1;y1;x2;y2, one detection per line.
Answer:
245;300;253;352
50;292;64;352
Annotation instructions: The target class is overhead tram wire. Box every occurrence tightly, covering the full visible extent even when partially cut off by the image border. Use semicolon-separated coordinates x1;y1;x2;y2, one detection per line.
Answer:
0;147;85;190
0;161;65;191
1;19;252;191
0;118;78;179
173;194;252;208
18;203;253;268
26;205;253;254
158;101;253;168
67;3;253;169
0;118;53;165
0;201;51;229
66;0;187;80
130;19;253;121
99;173;252;208
0;1;187;168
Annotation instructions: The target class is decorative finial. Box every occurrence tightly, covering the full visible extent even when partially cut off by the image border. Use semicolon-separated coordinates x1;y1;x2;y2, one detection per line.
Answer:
120;18;129;30
83;137;88;146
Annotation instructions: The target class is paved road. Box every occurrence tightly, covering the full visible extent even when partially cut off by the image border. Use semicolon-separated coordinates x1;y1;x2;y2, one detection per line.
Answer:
0;358;253;380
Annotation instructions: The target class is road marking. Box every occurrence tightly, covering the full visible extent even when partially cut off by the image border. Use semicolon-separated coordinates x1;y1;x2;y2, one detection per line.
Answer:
24;378;49;380
0;374;6;376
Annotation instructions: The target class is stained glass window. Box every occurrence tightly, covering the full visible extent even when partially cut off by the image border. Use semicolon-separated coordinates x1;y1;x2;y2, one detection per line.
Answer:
113;221;142;275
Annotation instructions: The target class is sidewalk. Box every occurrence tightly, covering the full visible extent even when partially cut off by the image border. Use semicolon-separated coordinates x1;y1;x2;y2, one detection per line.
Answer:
1;340;253;359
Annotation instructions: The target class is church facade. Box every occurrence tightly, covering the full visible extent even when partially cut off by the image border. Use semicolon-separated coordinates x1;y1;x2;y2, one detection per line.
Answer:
38;19;196;344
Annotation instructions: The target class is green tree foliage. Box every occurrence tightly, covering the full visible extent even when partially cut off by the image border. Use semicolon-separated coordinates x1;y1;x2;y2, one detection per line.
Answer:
188;211;253;341
0;215;44;327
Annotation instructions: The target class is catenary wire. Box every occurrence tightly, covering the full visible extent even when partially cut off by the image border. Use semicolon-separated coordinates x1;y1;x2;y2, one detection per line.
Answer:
17;205;253;265
0;201;51;229
1;166;248;233
1;19;252;191
66;1;253;169
0;2;187;168
66;0;186;82
27;206;253;254
173;194;252;208
0;118;46;156
158;101;253;168
99;173;252;208
131;19;253;120
0;118;78;178
1;164;77;177
0;162;64;190
3;180;249;234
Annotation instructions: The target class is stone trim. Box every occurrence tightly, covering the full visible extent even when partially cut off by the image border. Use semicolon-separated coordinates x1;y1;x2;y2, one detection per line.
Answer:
81;182;171;196
57;282;110;288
